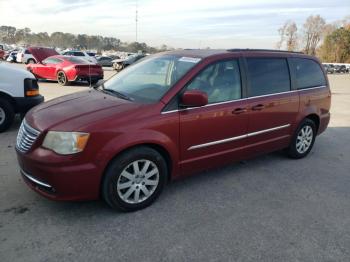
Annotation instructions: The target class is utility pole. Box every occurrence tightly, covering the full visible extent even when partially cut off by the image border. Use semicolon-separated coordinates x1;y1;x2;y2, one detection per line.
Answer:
135;0;138;43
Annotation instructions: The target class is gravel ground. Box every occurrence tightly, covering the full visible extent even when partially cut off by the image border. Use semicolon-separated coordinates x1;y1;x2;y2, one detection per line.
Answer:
0;63;350;262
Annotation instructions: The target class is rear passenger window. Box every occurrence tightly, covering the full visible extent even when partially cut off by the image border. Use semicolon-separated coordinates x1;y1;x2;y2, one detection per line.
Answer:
74;52;85;56
246;58;290;97
186;59;241;104
290;58;326;89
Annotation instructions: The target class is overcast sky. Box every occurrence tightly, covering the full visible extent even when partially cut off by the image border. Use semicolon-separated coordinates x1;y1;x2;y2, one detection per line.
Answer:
0;0;349;49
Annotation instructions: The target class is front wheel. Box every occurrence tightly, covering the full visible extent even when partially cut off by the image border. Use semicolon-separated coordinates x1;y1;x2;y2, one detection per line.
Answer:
287;119;316;159
102;147;167;211
0;98;15;133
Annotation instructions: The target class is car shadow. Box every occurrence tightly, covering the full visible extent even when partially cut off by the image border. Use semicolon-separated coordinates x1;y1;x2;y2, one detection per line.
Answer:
37;79;91;87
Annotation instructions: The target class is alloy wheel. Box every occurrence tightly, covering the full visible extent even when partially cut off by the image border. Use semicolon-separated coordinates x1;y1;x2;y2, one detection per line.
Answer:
296;125;313;154
117;159;160;204
57;72;66;85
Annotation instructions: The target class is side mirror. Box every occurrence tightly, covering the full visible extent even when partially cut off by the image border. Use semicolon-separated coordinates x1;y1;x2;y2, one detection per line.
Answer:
180;90;208;108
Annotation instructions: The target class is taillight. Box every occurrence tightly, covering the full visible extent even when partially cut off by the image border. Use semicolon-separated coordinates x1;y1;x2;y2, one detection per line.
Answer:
24;78;40;97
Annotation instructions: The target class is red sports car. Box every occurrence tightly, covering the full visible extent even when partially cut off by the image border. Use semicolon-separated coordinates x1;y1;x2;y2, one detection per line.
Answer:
27;47;103;86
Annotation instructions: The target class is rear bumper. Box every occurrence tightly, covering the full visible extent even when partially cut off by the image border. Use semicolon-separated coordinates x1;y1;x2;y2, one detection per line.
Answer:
73;75;103;82
16;147;102;201
318;112;330;135
14;95;44;114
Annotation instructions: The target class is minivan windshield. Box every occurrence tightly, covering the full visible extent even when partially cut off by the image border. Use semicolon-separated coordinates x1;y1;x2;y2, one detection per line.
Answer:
102;55;201;103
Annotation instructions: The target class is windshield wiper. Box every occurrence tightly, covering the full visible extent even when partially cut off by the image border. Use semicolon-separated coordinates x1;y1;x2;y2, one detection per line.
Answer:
94;84;133;101
103;88;133;101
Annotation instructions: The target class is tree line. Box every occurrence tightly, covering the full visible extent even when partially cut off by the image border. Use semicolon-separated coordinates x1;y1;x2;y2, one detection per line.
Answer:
0;25;170;53
276;15;350;63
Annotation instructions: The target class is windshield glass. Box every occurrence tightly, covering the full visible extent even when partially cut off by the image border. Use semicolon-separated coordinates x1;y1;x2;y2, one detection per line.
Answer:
102;55;201;103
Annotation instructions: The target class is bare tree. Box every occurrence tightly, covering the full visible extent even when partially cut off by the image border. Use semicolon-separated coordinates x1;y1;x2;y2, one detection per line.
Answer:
285;22;298;51
276;20;298;51
276;22;287;50
303;15;326;55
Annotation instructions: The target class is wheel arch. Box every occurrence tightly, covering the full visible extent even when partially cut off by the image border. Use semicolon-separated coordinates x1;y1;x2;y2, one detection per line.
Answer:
0;91;16;109
305;113;320;133
99;142;175;197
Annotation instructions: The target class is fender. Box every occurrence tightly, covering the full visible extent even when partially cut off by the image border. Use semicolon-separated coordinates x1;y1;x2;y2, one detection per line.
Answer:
95;129;180;179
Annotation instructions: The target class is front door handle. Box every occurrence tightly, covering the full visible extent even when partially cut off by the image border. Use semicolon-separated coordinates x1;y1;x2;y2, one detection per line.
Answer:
251;104;265;111
232;108;247;114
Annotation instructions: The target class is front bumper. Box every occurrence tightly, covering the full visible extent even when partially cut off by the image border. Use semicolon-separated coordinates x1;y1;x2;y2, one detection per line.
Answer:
16;147;102;201
14;95;44;114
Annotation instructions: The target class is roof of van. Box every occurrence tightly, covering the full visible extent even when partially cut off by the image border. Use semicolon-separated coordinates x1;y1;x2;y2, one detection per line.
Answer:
163;49;306;59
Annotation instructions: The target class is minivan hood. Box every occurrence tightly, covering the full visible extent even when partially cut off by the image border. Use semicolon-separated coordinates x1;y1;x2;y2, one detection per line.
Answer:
28;47;59;63
26;90;141;131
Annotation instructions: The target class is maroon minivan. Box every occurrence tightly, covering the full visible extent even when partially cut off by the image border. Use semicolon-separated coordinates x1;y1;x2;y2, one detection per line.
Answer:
16;49;331;211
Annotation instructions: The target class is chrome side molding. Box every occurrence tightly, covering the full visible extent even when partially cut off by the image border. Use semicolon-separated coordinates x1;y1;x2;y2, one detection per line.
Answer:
188;124;290;150
20;169;52;188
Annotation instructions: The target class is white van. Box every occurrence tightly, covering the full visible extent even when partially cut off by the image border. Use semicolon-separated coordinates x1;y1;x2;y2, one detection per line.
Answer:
0;63;44;132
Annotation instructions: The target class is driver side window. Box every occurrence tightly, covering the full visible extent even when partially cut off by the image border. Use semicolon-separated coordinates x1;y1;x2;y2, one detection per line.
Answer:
186;59;242;104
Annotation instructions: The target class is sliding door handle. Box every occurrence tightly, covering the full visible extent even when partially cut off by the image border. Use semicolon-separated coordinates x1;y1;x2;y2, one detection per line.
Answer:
251;104;265;111
232;108;247;114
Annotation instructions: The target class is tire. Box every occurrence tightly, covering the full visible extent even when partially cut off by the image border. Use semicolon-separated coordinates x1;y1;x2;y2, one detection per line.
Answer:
287;118;316;159
27;58;36;64
87;79;98;85
102;146;167;211
57;71;69;86
0;98;15;133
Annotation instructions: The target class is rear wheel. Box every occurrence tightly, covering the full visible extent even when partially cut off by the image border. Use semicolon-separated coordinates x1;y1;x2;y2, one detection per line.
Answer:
27;58;36;64
287;118;316;159
102;147;167;211
0;98;15;133
87;79;98;85
57;71;69;86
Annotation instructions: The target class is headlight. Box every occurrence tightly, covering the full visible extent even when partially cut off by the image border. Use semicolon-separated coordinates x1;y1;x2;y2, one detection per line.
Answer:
42;131;90;155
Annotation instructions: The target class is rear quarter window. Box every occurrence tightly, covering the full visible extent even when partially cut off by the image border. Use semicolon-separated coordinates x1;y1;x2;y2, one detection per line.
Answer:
290;58;326;89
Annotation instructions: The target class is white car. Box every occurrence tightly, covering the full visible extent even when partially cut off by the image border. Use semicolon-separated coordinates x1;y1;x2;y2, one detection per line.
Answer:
0;63;44;132
17;48;36;64
62;50;97;64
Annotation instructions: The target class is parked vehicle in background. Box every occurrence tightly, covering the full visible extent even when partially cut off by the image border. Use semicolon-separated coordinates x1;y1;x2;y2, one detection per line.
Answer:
334;64;348;73
17;48;36;64
0;63;43;132
86;52;96;57
27;47;103;86
6;51;18;63
96;56;114;67
16;49;331;211
0;44;5;60
323;64;335;74
62;50;97;64
112;53;146;71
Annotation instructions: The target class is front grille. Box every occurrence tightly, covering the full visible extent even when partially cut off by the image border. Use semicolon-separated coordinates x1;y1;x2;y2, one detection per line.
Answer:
16;119;40;153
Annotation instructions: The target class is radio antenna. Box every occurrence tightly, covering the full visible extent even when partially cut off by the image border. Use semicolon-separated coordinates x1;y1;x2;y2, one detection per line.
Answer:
135;0;138;42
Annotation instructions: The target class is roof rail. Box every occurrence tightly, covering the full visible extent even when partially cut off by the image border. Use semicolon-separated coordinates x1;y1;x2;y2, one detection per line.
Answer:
227;48;303;54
